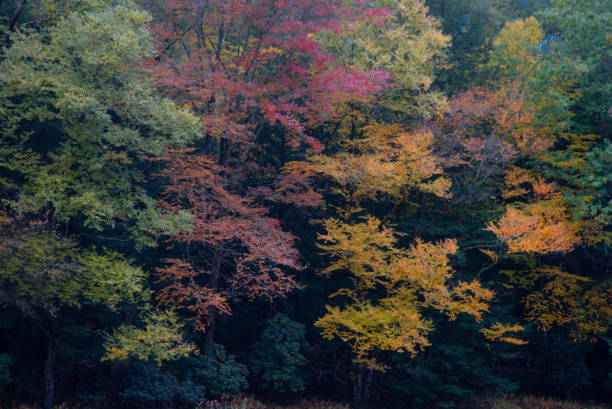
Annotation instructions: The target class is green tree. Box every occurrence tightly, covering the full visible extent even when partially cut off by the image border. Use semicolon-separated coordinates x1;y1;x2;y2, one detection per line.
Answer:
0;230;146;409
0;0;199;248
0;1;200;407
321;0;450;120
537;0;612;138
102;309;197;366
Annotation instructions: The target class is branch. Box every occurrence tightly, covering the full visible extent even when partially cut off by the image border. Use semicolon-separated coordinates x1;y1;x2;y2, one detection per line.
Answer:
7;0;27;32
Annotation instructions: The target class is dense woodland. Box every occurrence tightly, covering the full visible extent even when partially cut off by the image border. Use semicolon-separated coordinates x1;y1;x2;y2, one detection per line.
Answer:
0;0;610;408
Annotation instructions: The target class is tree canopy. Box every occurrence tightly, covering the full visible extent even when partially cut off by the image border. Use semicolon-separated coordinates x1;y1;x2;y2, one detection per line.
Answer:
0;0;610;408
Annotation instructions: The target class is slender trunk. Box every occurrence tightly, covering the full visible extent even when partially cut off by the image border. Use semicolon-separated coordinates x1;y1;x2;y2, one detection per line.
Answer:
298;138;307;161
215;20;225;63
219;138;231;167
194;3;206;50
204;133;213;155
353;365;368;409
204;244;222;356
8;0;27;32
364;368;373;406
44;335;56;409
352;363;373;409
204;314;216;356
204;94;215;154
353;369;362;409
222;138;230;167
219;138;225;165
2;0;27;50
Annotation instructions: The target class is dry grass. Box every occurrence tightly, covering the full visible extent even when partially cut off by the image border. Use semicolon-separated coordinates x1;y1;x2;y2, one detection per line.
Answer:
203;396;349;409
469;395;611;409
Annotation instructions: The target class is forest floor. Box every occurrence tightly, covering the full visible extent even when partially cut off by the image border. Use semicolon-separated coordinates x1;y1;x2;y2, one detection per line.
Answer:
214;396;611;409
2;396;611;409
466;395;611;409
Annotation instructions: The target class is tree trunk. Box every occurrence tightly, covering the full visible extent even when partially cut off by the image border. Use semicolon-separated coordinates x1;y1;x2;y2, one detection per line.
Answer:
364;367;373;406
204;244;222;357
204;314;216;357
353;369;362;409
44;335;56;409
352;364;373;409
8;0;27;32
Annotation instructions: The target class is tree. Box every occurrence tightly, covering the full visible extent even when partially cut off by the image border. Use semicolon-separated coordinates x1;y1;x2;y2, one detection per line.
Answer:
1;0;611;405
480;16;611;347
148;0;389;158
154;149;302;354
284;124;451;206
487;200;580;255
522;267;612;341
0;228;146;409
320;0;451;120
0;0;200;249
103;309;197;365
143;0;399;359
0;1;201;407
315;217;492;407
537;0;612;138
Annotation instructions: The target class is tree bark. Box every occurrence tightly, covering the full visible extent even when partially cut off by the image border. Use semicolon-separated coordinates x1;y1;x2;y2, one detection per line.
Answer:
203;314;216;357
364;367;373;407
353;369;362;409
352;363;373;409
44;335;56;409
2;0;27;50
204;244;222;357
8;0;27;32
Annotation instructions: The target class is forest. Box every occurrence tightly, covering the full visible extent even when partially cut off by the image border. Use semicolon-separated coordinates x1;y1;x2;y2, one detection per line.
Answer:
0;0;610;408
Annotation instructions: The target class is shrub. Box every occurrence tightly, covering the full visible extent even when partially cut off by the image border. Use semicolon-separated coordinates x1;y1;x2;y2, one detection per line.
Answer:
188;344;249;397
250;314;309;392
119;362;204;406
116;343;248;407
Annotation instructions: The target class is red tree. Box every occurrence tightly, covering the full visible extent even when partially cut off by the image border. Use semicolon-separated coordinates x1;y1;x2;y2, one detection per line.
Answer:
155;149;302;353
150;0;390;158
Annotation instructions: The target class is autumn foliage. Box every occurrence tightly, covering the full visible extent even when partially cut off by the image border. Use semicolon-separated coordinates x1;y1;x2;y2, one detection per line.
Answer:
0;1;611;408
150;0;391;153
315;217;493;370
154;149;301;332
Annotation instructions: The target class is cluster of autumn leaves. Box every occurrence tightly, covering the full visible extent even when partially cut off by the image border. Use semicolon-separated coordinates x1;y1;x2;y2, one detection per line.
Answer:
147;0;464;359
147;1;610;370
